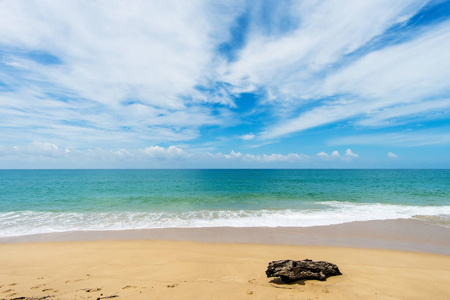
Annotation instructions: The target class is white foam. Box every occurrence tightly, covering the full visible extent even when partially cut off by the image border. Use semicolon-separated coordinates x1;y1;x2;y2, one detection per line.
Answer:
1;202;450;237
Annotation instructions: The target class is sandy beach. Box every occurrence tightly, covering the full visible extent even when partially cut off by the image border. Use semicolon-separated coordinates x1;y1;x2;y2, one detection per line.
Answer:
1;219;450;299
1;0;450;297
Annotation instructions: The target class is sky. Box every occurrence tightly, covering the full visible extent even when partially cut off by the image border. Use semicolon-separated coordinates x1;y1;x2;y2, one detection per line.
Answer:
0;0;449;169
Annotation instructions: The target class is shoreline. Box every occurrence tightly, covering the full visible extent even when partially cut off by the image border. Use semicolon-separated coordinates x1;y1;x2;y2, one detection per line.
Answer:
2;218;449;255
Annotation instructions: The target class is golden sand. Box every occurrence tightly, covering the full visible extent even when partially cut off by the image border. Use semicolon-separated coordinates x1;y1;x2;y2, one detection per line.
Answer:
1;240;449;299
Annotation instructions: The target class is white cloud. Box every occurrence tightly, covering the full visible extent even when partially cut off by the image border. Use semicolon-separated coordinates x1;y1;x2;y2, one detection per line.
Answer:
316;148;359;161
204;150;300;163
241;152;308;163
223;150;243;160
388;152;399;158
110;149;131;159
330;130;450;147
0;0;448;163
218;0;450;140
356;99;450;127
345;148;359;158
0;0;242;146
140;145;188;160
2;142;372;168
331;150;340;157
317;151;329;158
223;0;426;94
262;18;450;138
262;99;363;139
323;22;450;103
22;141;65;157
240;134;255;141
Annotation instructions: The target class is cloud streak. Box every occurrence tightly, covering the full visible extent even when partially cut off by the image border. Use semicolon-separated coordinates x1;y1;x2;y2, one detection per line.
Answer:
260;16;450;139
388;152;399;159
0;1;449;168
0;0;241;146
329;129;450;147
212;0;449;140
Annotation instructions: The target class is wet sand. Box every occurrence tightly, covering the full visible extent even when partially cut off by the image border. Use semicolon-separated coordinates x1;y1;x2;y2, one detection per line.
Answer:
2;219;449;255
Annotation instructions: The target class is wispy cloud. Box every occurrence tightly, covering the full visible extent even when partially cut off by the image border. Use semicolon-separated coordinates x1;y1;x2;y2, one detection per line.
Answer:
213;0;449;140
0;0;241;146
388;152;399;159
356;99;450;127
239;134;255;141
261;17;450;138
0;1;449;168
329;129;450;147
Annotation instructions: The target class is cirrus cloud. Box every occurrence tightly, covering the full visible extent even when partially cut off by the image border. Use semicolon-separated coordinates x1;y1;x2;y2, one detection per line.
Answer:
0;1;449;168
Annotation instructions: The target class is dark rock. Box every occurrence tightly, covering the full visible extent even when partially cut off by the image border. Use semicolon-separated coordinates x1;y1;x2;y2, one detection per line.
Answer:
266;259;342;283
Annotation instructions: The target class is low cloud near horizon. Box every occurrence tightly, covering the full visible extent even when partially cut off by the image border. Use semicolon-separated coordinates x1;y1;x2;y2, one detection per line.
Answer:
388;152;399;159
0;141;364;169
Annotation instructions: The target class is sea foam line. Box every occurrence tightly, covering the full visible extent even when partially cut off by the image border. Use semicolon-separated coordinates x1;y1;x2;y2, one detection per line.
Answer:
1;202;450;237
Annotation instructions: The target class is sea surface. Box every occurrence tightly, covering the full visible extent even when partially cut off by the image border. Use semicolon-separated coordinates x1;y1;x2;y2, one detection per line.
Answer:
1;169;449;237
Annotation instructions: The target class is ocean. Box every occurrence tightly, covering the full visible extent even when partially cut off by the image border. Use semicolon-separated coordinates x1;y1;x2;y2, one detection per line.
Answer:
1;169;449;237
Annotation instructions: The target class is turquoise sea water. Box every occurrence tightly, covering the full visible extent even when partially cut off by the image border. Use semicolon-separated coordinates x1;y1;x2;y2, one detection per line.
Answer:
1;169;449;237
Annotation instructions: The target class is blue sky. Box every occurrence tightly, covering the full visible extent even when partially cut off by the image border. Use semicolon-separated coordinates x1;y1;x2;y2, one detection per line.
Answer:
0;0;449;168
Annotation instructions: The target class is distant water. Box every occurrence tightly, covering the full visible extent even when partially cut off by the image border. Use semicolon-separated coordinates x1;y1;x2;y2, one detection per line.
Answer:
1;169;449;237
